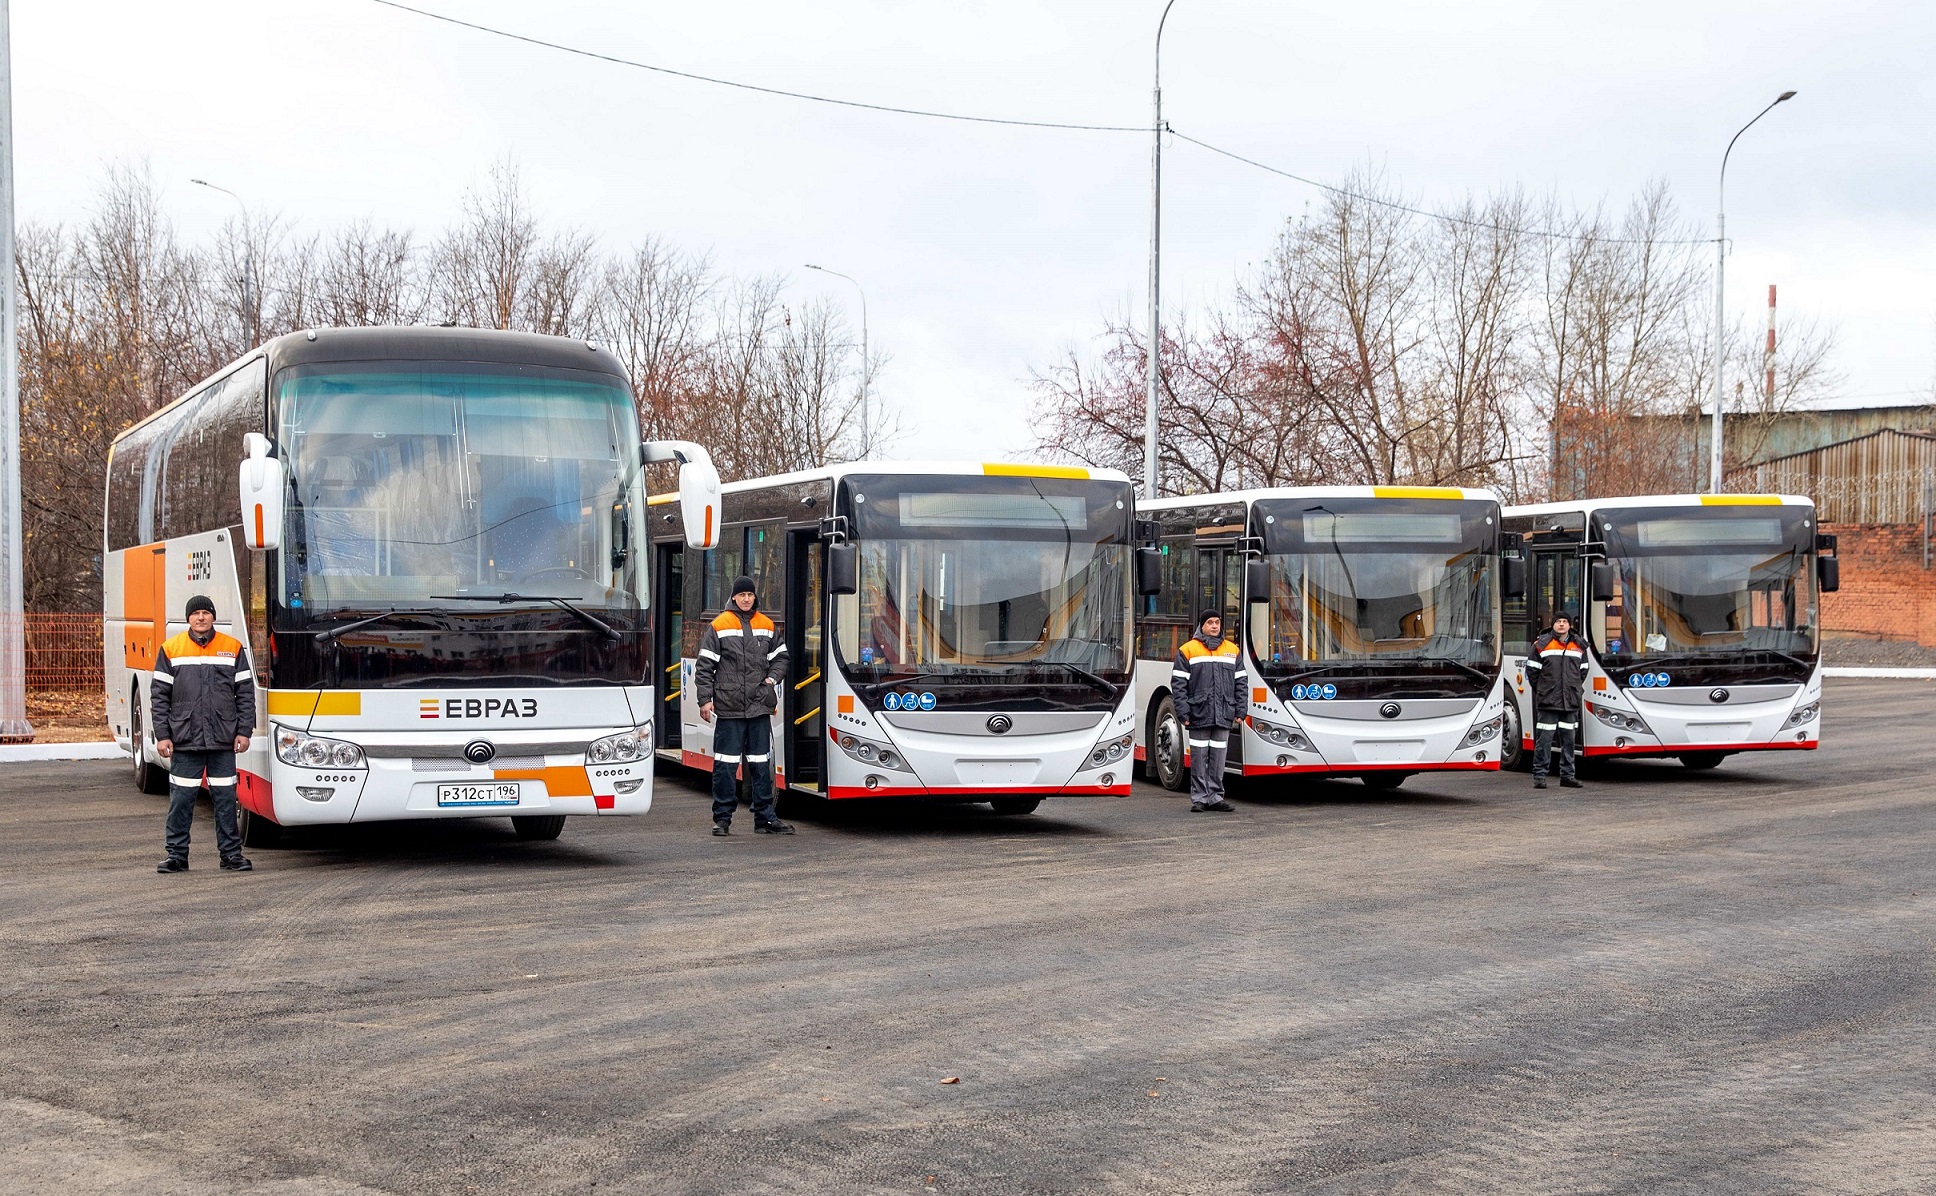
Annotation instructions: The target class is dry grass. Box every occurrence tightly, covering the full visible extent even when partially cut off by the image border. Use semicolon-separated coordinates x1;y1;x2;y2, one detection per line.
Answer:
25;690;110;743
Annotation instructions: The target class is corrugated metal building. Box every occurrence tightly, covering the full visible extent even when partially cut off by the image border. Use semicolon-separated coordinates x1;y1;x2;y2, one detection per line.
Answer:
1726;428;1936;524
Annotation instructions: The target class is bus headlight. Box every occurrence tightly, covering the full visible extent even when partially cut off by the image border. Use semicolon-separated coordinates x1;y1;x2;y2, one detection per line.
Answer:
1250;718;1312;753
274;725;366;769
836;732;911;772
1460;713;1505;747
1783;701;1820;729
590;722;652;763
1082;732;1135;770
1586;702;1652;735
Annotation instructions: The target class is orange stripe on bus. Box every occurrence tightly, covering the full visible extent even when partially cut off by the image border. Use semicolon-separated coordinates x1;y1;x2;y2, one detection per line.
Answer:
253;504;264;547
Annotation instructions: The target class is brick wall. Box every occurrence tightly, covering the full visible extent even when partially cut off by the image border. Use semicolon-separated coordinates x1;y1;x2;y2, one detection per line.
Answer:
1819;523;1936;647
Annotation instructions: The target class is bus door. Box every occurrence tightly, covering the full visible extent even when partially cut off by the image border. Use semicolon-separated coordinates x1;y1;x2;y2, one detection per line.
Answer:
1195;542;1244;769
1530;547;1582;635
654;543;683;750
784;529;825;791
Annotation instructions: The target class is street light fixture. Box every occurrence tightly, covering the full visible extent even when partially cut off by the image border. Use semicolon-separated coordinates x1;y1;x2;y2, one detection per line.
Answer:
804;263;870;459
191;177;257;346
1707;89;1796;493
1143;0;1180;499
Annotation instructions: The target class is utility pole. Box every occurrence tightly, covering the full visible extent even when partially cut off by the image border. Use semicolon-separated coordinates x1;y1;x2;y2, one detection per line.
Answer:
1763;284;1777;406
1708;90;1795;493
0;0;30;741
804;264;869;459
1143;0;1179;500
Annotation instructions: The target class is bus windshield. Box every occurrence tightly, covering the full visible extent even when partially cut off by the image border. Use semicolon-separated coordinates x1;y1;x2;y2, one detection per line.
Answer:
839;474;1133;688
273;362;644;629
1253;497;1500;697
1593;505;1818;677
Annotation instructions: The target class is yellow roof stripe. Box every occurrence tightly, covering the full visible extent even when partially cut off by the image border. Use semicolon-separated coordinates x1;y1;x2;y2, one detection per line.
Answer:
983;463;1089;479
1373;486;1463;500
1699;494;1782;505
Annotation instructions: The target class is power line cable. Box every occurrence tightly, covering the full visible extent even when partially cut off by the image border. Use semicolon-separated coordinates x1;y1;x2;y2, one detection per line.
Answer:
1166;128;1720;246
368;0;1143;133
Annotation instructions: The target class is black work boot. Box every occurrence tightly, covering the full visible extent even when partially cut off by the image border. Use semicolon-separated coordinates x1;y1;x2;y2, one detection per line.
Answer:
1189;802;1208;812
156;856;188;873
1205;800;1236;812
220;856;254;871
1560;777;1584;789
754;819;795;835
712;821;731;836
1533;777;1548;790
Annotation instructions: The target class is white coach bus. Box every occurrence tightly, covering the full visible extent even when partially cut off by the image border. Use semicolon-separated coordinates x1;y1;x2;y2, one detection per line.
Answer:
1499;494;1839;771
649;463;1144;814
1133;487;1510;791
104;327;719;846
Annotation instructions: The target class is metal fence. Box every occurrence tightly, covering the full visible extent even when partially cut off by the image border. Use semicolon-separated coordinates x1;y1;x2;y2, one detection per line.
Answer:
1727;429;1936;524
24;614;104;692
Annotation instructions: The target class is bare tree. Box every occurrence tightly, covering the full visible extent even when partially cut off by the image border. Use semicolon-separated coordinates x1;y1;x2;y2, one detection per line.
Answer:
317;220;420;327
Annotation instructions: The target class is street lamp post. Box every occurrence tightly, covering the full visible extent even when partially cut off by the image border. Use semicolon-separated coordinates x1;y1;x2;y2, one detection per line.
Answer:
191;178;257;346
0;0;31;740
804;263;870;459
1707;90;1796;493
1144;0;1180;499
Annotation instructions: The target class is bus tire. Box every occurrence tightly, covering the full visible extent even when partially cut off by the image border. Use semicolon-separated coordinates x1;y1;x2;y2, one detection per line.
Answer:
238;803;284;849
513;815;567;841
989;797;1040;816
1499;704;1528;772
1677;752;1726;771
1150;697;1188;792
131;688;171;796
1361;772;1409;790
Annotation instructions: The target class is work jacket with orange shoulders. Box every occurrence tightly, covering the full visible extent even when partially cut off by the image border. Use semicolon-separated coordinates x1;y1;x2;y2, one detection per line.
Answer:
1525;629;1588;711
1171;633;1246;729
150;630;256;751
694;606;788;720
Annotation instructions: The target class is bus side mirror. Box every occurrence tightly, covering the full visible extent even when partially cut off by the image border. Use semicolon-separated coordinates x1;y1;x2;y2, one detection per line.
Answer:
1589;561;1615;603
1135;546;1163;596
1818;555;1840;593
1245;558;1272;604
644;439;722;550
1503;556;1527;599
829;542;859;595
237;432;284;552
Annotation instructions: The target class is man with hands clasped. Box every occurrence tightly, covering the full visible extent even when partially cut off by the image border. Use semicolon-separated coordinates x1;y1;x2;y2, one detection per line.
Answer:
695;575;794;837
152;595;256;873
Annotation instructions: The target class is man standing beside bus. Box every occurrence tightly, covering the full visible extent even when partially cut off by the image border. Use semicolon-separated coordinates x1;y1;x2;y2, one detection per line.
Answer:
1525;609;1588;790
696;575;795;837
152;595;256;872
1173;609;1244;812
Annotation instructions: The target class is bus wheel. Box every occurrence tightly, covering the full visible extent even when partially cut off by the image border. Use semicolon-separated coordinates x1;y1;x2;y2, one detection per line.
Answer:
1361;773;1409;791
1499;704;1527;772
130;689;170;796
989;797;1040;816
1150;697;1188;792
238;803;284;849
513;815;567;841
1677;752;1726;771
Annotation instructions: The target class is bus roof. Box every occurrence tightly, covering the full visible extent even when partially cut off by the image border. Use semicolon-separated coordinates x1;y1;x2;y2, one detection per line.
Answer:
648;461;1131;505
1505;493;1814;518
1139;484;1501;512
110;326;631;447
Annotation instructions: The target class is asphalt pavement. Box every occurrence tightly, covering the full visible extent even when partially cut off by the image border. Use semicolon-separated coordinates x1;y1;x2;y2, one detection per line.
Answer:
2;678;1933;1195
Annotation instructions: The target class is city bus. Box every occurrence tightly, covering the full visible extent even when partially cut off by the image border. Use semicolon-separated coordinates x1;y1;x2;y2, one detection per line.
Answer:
1134;486;1509;791
104;327;719;846
1499;493;1838;771
649;462;1141;813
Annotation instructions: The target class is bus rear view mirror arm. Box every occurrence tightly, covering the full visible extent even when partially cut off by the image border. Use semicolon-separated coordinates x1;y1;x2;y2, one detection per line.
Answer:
643;439;721;550
237;431;285;552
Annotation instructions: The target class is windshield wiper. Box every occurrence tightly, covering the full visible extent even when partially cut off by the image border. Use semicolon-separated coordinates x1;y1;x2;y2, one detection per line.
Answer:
314;609;450;643
1419;656;1494;683
431;593;622;641
1627;648;1813;673
1028;660;1120;696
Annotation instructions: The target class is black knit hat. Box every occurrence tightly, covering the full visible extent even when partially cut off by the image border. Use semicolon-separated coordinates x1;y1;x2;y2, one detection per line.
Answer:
731;575;757;598
185;594;216;619
1197;608;1223;630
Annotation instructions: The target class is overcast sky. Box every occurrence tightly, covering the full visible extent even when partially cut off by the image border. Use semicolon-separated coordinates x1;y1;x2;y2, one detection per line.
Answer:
15;0;1935;461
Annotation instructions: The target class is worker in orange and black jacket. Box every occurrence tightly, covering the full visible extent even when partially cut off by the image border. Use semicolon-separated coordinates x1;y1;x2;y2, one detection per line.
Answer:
694;575;794;837
152;595;257;872
1172;609;1245;812
1524;609;1588;790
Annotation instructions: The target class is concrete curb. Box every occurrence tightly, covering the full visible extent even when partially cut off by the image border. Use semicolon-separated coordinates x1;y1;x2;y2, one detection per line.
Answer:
0;742;127;763
1824;667;1936;680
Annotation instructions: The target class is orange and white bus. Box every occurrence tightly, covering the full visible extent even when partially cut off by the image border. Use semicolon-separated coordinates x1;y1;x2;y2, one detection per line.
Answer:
104;327;717;846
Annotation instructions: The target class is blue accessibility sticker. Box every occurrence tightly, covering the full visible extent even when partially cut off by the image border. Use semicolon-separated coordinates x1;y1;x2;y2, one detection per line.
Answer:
1321;683;1338;700
1627;672;1674;689
883;692;902;710
918;692;937;711
1292;684;1308;700
1656;672;1670;686
902;692;920;710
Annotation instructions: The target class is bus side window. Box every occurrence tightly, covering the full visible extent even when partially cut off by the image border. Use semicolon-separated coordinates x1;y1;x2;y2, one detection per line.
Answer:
705;528;747;611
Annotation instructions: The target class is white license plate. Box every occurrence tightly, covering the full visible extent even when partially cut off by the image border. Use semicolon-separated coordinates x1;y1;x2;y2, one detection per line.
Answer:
436;781;521;807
